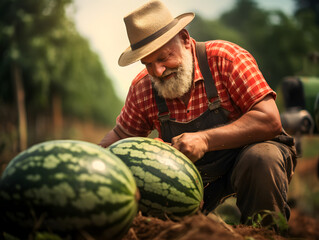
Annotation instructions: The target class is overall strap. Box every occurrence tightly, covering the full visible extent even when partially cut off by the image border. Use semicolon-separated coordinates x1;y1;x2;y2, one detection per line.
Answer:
195;42;221;110
152;83;170;122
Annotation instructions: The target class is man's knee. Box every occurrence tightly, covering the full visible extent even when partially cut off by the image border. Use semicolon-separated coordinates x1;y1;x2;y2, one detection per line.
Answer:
231;142;289;190
235;142;284;174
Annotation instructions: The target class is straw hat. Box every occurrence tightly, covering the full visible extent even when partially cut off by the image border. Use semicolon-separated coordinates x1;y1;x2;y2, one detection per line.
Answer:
118;0;195;66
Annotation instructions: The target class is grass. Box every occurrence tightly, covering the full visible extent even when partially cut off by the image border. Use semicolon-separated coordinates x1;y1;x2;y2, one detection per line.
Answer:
300;135;319;158
247;210;289;233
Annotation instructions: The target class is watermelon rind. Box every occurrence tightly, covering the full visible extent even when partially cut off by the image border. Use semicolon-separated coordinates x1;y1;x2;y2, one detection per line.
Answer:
108;137;204;220
0;140;138;239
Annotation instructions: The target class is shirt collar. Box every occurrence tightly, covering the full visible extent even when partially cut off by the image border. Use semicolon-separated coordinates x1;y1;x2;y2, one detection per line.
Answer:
190;38;204;83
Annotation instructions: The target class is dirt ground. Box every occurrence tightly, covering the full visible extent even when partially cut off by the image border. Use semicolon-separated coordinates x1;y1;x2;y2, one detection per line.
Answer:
121;209;319;240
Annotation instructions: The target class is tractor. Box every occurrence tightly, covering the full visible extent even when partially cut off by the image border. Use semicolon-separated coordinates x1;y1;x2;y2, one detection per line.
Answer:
279;76;319;177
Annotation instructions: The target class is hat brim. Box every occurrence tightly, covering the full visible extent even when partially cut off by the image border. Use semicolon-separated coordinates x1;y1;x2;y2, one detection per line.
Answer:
118;12;195;67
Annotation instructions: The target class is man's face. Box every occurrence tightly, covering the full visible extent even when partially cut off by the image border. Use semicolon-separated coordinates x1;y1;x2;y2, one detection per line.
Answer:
141;36;193;99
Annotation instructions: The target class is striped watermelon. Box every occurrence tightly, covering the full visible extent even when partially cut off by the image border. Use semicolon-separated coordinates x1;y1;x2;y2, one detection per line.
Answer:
0;140;138;239
108;137;203;219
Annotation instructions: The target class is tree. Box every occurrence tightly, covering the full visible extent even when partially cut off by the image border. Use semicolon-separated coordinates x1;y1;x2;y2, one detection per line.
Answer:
0;0;72;150
294;0;319;24
188;14;246;47
0;0;123;151
187;0;319;91
294;0;319;75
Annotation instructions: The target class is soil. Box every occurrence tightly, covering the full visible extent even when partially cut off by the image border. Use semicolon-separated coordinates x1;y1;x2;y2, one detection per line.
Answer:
121;209;319;240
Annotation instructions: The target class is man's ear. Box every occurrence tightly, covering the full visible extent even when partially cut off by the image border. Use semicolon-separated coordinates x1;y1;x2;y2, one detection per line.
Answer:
178;29;191;49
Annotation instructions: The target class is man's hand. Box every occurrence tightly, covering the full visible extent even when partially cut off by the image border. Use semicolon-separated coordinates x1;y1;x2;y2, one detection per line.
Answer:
171;132;209;163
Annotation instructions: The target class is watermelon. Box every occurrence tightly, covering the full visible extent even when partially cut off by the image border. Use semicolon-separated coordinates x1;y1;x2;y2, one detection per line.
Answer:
0;140;138;239
108;137;203;219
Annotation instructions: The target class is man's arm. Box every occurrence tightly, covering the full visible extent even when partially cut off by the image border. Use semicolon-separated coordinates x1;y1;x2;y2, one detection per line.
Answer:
171;95;282;162
98;125;132;148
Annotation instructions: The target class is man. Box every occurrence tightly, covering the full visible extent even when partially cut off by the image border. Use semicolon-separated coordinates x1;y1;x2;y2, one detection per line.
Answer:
99;0;296;227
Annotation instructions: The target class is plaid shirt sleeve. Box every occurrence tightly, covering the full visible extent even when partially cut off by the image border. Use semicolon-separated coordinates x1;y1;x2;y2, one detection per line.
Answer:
116;69;154;137
206;41;276;114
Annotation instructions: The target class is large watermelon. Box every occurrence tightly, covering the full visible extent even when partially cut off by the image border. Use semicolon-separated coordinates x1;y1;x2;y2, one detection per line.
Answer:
0;140;138;239
108;137;203;219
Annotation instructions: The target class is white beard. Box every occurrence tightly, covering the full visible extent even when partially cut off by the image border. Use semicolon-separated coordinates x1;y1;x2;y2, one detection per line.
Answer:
151;49;193;99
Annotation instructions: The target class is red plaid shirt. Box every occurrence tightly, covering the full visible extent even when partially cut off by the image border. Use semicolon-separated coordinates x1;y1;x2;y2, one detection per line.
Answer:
117;38;276;138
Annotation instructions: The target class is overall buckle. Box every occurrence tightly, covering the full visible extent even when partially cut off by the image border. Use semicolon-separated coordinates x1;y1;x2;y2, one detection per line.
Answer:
158;112;170;123
208;99;221;111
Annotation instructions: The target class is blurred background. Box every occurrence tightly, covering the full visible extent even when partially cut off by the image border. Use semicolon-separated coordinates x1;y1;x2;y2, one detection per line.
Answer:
0;0;318;235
